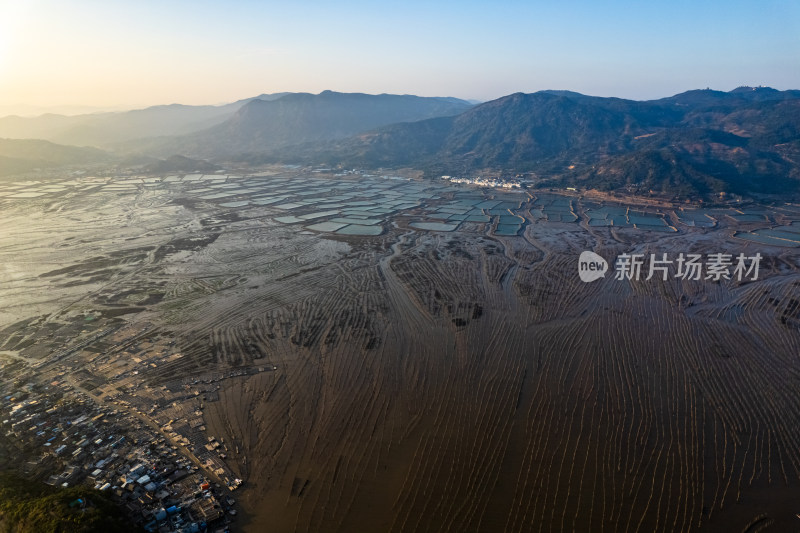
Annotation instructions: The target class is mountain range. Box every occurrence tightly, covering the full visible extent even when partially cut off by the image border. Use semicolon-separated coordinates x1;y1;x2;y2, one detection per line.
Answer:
1;87;799;199
0;139;108;176
117;91;473;158
261;87;800;198
0;93;291;147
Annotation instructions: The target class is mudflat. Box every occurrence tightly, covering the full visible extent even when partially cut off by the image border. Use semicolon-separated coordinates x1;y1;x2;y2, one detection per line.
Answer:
1;169;799;532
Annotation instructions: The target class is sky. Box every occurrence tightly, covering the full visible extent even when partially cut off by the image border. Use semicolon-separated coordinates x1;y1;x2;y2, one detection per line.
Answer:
0;0;798;115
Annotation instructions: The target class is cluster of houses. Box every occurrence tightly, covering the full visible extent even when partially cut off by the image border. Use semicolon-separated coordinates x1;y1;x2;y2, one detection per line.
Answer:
1;382;239;532
441;175;522;188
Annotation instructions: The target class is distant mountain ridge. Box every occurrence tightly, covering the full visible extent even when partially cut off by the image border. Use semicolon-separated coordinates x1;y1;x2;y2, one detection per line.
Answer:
261;86;800;198
121;91;474;158
0;93;291;147
205;91;474;152
1;87;798;199
0;138;108;176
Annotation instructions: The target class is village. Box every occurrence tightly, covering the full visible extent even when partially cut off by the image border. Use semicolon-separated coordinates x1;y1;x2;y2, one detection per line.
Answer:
0;317;254;532
440;175;522;188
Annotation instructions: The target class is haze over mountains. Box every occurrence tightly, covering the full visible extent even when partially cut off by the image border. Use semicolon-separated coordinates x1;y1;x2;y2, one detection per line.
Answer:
0;93;292;147
1;87;799;199
0;139;109;176
122;91;474;158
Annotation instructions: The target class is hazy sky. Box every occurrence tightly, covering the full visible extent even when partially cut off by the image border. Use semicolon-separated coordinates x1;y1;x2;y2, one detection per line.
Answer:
1;0;798;114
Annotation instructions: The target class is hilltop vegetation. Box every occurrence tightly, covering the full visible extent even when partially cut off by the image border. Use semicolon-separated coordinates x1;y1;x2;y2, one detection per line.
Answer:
0;473;135;533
